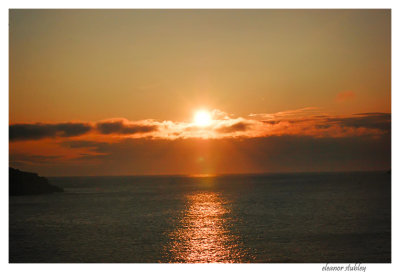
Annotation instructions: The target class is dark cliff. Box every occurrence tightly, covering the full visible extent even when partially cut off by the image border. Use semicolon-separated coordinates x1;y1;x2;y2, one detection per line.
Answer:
9;167;63;196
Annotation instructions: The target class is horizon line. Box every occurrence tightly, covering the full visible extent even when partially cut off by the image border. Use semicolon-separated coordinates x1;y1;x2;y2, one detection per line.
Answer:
44;169;391;179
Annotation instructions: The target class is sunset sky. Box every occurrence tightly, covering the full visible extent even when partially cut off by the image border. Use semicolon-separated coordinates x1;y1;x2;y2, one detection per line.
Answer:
9;9;391;176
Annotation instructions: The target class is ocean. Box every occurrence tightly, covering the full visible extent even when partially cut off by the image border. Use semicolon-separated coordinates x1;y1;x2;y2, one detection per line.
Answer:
9;171;391;263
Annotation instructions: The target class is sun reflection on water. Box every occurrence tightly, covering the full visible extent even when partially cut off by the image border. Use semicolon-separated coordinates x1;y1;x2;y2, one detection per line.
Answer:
166;192;249;263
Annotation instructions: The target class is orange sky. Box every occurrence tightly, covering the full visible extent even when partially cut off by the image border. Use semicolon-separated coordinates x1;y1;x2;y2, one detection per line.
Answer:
9;10;391;176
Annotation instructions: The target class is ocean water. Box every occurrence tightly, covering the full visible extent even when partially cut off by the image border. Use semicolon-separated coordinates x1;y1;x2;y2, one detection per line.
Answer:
9;171;391;263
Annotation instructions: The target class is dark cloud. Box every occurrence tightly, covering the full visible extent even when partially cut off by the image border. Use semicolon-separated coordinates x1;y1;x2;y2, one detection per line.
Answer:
60;140;110;153
9;120;159;141
216;122;251;133
263;120;281;125
9;123;92;141
353;112;389;116
96;120;158;135
325;113;391;132
61;140;105;149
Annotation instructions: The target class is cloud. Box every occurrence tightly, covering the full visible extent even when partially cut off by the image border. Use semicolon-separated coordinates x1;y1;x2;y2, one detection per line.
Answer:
249;107;321;120
336;91;355;102
9;122;92;141
96;118;158;135
216;121;252;133
325;113;391;131
60;140;110;154
9;109;391;142
10;110;391;175
8;118;159;141
61;140;105;149
249;111;390;139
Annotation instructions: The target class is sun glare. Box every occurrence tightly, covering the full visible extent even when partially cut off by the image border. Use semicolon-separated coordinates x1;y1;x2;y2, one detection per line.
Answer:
194;110;212;127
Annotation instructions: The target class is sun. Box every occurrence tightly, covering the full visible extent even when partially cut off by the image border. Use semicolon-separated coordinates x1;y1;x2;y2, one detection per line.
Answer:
194;110;212;127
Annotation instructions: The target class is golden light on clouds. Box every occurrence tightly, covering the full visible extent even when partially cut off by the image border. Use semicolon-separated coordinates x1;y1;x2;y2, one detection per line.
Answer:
9;108;390;142
7;10;391;176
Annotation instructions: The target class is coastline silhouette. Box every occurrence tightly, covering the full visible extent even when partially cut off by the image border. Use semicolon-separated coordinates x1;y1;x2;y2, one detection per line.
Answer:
9;167;63;196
